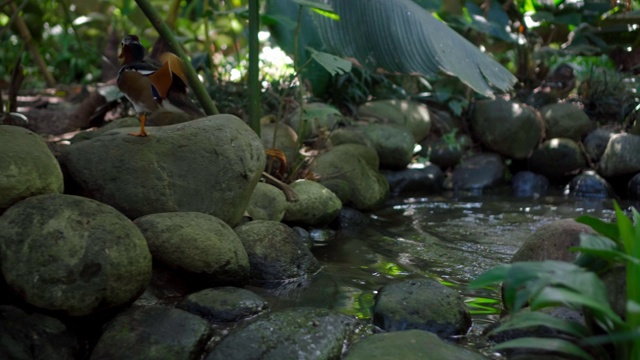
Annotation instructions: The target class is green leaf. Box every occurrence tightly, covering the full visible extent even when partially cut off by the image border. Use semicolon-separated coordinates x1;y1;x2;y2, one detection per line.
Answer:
615;201;635;255
468;264;510;288
308;48;352;76
491;311;591;338
312;0;516;97
572;247;640;266
471;261;578;311
629;299;640;315
572;233;619;272
531;287;623;328
580;328;640;346
492;337;594;360
575;215;619;241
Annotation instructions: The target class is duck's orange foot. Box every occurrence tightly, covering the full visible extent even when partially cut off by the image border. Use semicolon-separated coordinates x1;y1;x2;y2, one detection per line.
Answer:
128;130;148;137
129;113;148;137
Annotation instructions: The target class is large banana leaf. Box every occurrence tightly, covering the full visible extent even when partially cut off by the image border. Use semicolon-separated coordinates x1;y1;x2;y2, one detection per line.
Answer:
312;0;517;97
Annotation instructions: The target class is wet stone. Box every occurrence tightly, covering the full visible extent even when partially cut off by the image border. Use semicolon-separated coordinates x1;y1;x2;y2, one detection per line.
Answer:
177;287;269;322
0;305;80;360
450;153;504;191
382;162;444;196
565;170;615;198
90;305;211;360
234;220;320;283
511;171;549;197
372;278;471;338
344;330;486;360
629;172;640;199
206;307;357;360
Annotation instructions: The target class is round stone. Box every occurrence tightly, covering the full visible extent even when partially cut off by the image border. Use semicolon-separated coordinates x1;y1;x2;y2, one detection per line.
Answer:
0;194;151;316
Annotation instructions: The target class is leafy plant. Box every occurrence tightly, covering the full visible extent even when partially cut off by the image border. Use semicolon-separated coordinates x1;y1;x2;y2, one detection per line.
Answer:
469;201;640;360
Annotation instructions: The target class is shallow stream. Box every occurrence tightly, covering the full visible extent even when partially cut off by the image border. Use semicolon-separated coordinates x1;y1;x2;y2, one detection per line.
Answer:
250;189;626;355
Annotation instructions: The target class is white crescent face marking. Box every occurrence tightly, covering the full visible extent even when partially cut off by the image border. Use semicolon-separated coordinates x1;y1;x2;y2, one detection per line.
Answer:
119;68;155;76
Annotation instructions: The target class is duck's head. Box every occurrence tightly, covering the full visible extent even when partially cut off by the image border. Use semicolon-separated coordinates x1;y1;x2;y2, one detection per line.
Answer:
119;35;145;64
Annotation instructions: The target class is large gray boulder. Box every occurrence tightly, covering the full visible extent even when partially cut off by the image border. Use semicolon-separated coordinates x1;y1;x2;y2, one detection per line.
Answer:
283;180;342;227
71;115;192;143
358;99;432;142
598;133;640;177
0;194;151;316
59;115;265;226
234;220;320;282
511;219;596;263
206;307;357;360
90;306;211;360
312;144;389;211
134;212;249;284
0;125;63;210
372;278;471;338
344;330;487;360
471;98;543;159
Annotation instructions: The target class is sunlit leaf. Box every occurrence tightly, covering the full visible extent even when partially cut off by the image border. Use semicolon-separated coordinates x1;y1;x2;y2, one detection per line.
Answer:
311;8;340;20
466;296;501;315
492;337;594;360
308;48;352;76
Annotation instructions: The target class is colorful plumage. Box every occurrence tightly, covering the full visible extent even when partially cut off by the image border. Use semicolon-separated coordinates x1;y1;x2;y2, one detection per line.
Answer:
117;35;204;136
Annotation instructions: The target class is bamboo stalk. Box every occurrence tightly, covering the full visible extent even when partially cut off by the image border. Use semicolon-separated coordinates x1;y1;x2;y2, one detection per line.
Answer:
247;0;261;135
134;0;219;115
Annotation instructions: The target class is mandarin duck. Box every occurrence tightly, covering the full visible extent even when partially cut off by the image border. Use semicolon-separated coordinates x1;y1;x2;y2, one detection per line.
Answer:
117;35;204;136
535;63;576;99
